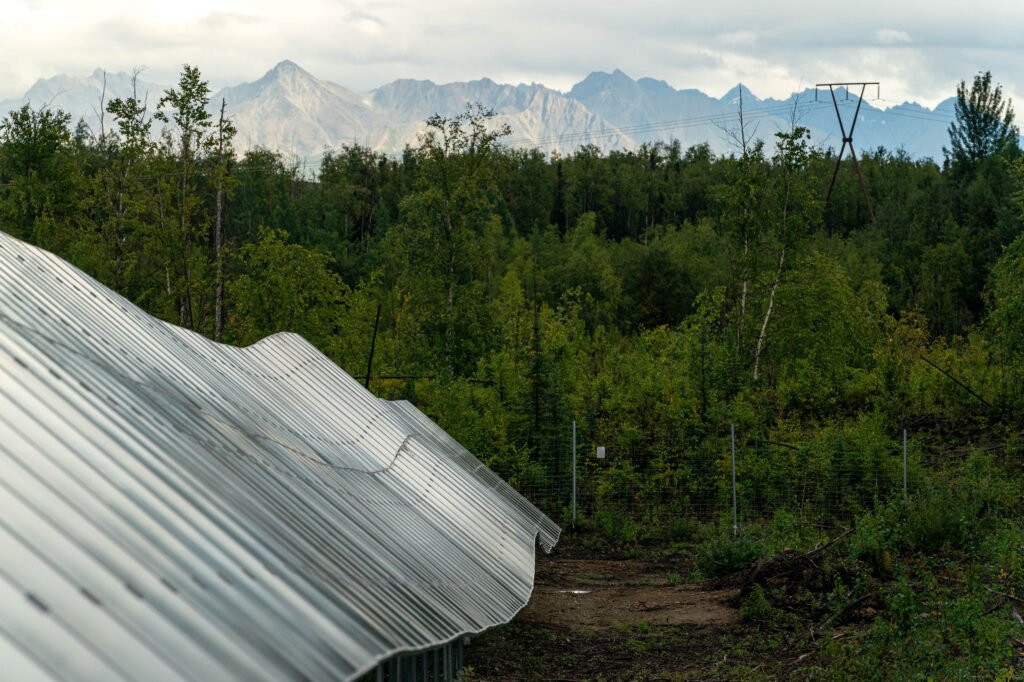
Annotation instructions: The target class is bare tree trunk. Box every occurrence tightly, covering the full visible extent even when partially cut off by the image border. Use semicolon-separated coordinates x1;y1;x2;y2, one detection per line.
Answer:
156;191;176;321
214;99;227;341
715;84;759;155
753;246;784;381
93;70;107;141
738;85;747;154
753;154;796;381
181;250;193;329
445;205;456;366
737;236;749;346
215;185;223;340
115;182;124;290
438;145;456;369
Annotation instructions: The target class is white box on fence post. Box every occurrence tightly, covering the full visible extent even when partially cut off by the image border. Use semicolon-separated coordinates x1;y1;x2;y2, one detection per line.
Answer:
596;446;605;459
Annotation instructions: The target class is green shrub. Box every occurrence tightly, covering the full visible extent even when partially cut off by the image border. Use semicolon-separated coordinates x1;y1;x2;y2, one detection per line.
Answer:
762;509;827;554
979;521;1024;591
697;533;764;578
661;515;700;543
903;482;972;552
902;451;1012;554
824;577;1018;680
592;507;643;545
740;584;774;625
850;500;900;577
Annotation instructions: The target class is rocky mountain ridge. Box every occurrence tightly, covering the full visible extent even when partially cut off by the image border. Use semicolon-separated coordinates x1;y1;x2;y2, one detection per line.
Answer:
1;61;956;163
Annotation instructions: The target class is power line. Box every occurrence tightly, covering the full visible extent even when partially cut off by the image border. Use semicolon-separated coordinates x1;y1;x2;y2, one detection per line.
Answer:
505;100;833;148
505;99;956;151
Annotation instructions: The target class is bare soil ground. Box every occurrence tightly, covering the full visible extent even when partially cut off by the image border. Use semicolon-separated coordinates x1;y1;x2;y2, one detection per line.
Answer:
521;559;738;629
464;540;813;681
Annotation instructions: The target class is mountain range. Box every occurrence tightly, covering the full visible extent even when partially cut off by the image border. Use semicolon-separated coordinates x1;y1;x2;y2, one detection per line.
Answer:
0;60;957;164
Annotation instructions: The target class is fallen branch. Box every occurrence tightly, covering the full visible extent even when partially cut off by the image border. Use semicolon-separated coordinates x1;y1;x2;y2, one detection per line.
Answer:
792;630;855;666
984;597;1009;616
939;575;1024;606
742;527;854;590
803;527;854;559
818;591;878;633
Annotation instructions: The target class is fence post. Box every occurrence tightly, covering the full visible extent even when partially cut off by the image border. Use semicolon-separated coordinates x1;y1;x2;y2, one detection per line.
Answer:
903;428;908;499
572;420;577;527
731;423;738;536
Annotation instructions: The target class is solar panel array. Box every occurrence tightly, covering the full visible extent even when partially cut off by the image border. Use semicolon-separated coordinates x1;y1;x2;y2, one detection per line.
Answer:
0;230;560;681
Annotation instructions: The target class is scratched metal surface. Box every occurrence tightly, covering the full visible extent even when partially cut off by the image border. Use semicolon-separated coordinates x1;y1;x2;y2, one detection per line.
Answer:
0;230;560;681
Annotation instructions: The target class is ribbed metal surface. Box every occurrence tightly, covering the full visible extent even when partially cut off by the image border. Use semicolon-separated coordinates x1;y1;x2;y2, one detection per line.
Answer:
0;230;560;681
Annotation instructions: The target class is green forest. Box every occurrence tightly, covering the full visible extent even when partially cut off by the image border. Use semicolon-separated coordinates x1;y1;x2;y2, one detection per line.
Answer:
4;65;1024;677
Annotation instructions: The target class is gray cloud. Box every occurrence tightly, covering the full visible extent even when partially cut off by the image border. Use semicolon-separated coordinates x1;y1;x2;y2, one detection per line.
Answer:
3;0;1024;109
345;10;386;27
199;12;265;31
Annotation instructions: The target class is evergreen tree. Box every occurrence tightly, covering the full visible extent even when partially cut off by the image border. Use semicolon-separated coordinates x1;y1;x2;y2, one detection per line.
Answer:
945;71;1018;173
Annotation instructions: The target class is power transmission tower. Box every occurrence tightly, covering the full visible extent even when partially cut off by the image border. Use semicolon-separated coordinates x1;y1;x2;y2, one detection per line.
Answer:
816;82;879;221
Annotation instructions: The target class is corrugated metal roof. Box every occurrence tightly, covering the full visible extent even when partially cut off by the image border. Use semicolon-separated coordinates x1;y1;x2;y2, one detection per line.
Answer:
0;230;560;681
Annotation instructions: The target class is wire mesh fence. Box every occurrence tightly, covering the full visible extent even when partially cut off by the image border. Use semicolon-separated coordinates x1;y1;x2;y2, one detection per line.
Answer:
496;419;965;540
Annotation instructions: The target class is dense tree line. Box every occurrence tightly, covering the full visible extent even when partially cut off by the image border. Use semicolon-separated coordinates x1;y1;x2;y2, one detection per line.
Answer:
2;65;1024;516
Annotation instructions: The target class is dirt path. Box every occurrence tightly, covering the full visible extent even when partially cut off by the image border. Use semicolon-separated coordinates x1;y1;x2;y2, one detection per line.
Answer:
521;558;738;629
464;552;774;681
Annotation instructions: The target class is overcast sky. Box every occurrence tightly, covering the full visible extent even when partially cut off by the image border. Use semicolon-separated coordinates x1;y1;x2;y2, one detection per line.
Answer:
4;0;1024;107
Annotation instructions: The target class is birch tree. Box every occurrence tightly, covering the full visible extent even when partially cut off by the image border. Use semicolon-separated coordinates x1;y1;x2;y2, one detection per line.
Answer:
154;64;213;330
752;127;818;381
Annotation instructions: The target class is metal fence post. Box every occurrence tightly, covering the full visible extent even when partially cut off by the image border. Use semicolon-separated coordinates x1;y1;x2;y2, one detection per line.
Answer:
731;423;738;536
903;428;908;499
572;420;577;527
